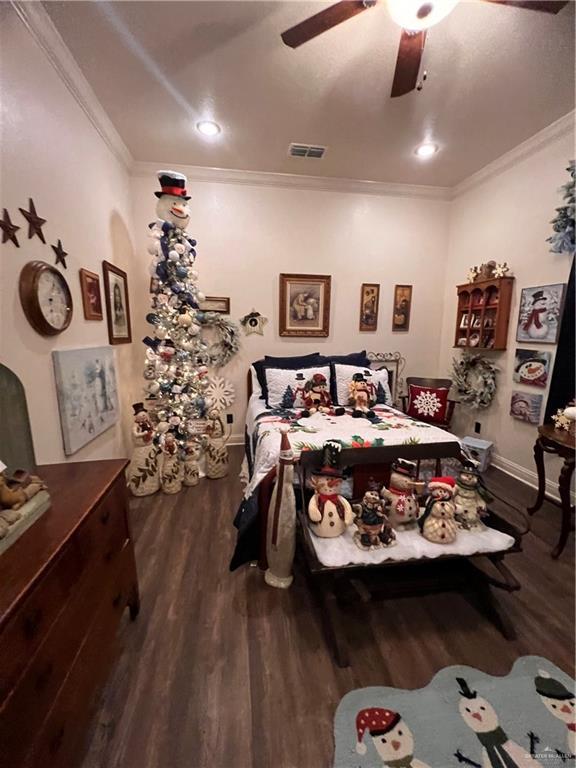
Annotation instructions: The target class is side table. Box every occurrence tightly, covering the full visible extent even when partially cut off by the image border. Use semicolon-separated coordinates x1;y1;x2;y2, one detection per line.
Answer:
528;424;575;559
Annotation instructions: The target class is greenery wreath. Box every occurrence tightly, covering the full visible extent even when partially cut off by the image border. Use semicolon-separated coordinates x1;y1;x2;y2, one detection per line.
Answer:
452;353;498;409
196;311;240;368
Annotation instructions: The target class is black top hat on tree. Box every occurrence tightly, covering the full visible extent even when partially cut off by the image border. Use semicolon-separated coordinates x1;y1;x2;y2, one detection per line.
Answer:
312;440;343;478
155;170;191;200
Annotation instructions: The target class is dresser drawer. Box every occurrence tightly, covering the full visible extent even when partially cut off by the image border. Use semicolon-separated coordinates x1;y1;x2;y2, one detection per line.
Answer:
23;552;134;768
0;541;134;765
75;477;129;568
0;539;84;702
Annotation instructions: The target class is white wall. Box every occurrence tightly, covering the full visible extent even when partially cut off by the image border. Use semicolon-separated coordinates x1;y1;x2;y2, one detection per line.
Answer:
0;5;139;465
130;173;451;440
439;129;574;484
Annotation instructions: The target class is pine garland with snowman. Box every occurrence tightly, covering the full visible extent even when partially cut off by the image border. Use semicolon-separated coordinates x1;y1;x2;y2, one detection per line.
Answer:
127;171;239;497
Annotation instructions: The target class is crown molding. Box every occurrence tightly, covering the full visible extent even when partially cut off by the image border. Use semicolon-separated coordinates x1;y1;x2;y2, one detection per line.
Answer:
11;0;132;170
453;111;575;199
131;161;452;201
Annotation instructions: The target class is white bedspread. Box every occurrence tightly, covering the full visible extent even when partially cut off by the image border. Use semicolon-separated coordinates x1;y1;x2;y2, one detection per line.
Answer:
244;395;460;499
309;525;515;567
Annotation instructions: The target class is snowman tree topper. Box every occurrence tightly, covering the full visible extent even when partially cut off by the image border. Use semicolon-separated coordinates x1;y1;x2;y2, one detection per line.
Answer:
155;170;191;230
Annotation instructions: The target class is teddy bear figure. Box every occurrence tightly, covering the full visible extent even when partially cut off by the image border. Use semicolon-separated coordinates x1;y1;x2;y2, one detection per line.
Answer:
348;372;376;419
381;461;425;530
454;464;491;529
352;490;396;550
308;442;354;538
418;477;458;544
301;373;345;418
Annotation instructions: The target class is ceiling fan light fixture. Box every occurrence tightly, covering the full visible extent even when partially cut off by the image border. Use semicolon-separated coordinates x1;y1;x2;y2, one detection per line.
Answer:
387;0;459;31
196;120;221;137
415;142;438;159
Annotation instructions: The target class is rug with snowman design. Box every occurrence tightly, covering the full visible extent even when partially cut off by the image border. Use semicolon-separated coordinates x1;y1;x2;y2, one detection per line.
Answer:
333;657;574;768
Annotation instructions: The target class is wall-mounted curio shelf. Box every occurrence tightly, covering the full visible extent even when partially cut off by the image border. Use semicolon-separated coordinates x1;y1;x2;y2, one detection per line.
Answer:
454;276;514;351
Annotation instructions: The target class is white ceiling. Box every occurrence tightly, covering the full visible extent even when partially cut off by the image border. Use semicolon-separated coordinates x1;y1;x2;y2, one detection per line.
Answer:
44;1;575;187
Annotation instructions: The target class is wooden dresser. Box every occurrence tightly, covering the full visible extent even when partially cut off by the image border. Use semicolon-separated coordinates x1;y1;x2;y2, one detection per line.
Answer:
0;459;139;767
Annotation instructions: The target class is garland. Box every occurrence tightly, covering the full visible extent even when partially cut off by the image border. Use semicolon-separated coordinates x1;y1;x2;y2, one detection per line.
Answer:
196;311;240;368
452;353;498;410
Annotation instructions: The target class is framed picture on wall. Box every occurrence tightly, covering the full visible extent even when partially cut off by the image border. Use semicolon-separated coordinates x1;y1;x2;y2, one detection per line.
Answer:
510;390;543;424
513;349;551;388
79;268;103;321
359;283;380;331
103;261;132;344
392;284;412;332
516;283;566;344
279;273;331;337
198;296;231;314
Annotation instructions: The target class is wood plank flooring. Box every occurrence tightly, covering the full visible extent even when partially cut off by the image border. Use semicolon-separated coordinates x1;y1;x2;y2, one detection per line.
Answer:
80;448;574;768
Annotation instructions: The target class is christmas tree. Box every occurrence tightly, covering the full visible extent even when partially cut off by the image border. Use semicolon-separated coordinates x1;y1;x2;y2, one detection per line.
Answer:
127;171;239;496
281;385;295;409
547;161;575;256
375;381;388;405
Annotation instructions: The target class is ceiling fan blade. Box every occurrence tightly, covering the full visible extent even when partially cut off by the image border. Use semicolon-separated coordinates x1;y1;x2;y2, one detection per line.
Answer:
281;1;375;49
480;0;568;13
391;29;426;98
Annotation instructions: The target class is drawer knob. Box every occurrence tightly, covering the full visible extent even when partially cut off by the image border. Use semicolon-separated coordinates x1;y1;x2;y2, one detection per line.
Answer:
35;661;54;692
100;509;111;525
23;607;43;639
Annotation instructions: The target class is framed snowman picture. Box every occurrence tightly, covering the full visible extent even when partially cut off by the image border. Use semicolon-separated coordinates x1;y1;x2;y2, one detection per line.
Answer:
516;283;566;344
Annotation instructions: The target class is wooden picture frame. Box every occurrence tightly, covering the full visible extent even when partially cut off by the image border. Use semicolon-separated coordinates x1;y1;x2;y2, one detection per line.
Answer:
392;284;413;332
198;296;231;314
279;273;331;337
359;283;380;331
103;261;132;344
79;268;103;321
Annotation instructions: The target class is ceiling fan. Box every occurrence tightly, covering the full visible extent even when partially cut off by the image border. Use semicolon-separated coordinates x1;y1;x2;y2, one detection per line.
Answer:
281;0;569;98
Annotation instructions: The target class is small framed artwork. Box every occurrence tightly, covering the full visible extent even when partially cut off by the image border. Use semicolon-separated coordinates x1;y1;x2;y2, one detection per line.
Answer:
52;346;119;455
79;268;103;321
513;349;551;388
103;261;132;344
279;273;331;337
516;283;566;344
392;285;413;332
359;283;380;331
510;391;543;424
198;296;230;314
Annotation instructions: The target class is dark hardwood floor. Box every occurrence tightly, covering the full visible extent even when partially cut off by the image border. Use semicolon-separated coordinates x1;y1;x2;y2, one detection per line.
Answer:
80;447;574;768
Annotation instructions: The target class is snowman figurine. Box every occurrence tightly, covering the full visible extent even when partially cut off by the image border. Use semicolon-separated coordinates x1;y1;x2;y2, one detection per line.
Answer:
454;463;492;530
381;461;425;530
522;290;550;340
534;670;575;757
154;170;191;230
307;441;354;538
418;477;458;544
354;707;431;767
456;678;543;767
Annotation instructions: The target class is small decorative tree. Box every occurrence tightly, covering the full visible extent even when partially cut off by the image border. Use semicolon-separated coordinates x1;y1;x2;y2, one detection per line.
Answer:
547;161;575;256
281;385;295;409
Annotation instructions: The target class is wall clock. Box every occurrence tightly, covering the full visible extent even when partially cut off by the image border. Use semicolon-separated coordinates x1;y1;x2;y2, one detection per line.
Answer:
19;260;73;336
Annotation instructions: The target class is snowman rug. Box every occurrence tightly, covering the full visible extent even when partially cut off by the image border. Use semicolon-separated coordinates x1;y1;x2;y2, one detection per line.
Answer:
333;656;574;768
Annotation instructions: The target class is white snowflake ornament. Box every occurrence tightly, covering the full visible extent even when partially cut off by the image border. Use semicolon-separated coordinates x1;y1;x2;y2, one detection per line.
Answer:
205;376;235;412
413;389;442;418
467;266;479;283
552;408;571;431
493;262;510;278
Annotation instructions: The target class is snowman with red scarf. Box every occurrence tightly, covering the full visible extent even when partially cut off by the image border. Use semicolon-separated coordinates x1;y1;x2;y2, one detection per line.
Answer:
354;707;431;767
522;290;550;340
308;441;353;538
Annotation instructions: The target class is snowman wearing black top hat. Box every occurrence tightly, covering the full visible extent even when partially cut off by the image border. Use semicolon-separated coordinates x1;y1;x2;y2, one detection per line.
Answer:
534;670;575;757
522;290;549;340
155;170;191;229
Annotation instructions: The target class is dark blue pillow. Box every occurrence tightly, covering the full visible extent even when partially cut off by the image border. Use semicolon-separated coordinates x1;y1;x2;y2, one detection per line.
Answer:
252;353;322;399
318;351;370;367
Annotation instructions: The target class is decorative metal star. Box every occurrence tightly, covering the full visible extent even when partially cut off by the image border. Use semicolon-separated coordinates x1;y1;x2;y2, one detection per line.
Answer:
51;239;68;269
0;208;20;247
19;198;47;243
240;310;268;336
493;262;510;278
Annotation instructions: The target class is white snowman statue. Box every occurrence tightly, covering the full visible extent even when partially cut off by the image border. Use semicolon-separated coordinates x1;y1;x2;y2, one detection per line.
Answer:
521;290;550;340
457;678;543;767
355;707;430;767
307;441;354;538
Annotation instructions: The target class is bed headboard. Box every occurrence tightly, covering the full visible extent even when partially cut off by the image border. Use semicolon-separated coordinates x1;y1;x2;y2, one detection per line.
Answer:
247;351;406;405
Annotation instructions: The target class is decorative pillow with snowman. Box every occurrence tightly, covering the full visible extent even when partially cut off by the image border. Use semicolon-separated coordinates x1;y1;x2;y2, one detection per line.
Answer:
332;364;392;407
264;366;331;409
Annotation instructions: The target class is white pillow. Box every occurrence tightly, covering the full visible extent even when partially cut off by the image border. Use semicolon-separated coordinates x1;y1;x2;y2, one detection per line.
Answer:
250;365;262;398
333;363;392;406
265;366;331;409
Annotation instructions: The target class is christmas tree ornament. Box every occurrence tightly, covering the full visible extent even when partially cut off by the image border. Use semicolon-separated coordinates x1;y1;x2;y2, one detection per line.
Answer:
265;431;297;589
18;198;46;243
307;441;354;538
127;403;160;497
418;477;458;544
547;161;575;256
51;239;68;269
0;208;20;247
240;309;268;336
381;461;425;529
352;491;396;550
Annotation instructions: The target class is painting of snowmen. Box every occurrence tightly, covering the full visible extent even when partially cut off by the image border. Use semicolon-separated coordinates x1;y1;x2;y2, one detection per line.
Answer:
516;283;566;344
52;347;119;455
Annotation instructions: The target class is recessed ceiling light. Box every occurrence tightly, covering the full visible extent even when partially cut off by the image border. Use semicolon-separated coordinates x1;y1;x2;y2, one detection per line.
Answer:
415;142;438;159
387;0;459;32
196;120;221;137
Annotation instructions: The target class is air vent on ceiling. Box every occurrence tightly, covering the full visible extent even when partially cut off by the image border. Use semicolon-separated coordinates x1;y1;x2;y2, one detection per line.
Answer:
289;143;326;159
